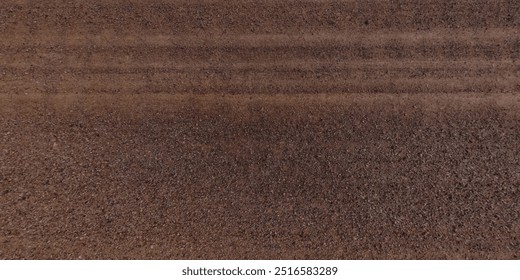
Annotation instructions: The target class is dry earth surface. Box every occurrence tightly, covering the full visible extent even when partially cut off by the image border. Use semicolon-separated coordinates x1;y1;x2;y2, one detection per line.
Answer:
1;0;520;259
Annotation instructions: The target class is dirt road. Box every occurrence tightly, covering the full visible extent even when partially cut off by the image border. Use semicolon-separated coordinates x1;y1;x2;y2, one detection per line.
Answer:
1;1;520;259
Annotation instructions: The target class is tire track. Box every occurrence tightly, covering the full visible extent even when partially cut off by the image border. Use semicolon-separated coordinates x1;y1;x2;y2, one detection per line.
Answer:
1;1;520;94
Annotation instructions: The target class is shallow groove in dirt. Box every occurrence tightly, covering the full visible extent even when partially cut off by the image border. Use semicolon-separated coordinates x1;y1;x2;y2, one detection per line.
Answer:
1;1;519;94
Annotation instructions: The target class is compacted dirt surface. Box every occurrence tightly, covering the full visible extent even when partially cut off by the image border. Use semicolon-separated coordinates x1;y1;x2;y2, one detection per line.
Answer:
1;0;520;259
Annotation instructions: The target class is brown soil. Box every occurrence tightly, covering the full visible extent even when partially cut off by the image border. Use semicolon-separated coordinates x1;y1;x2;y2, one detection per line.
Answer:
1;1;520;259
